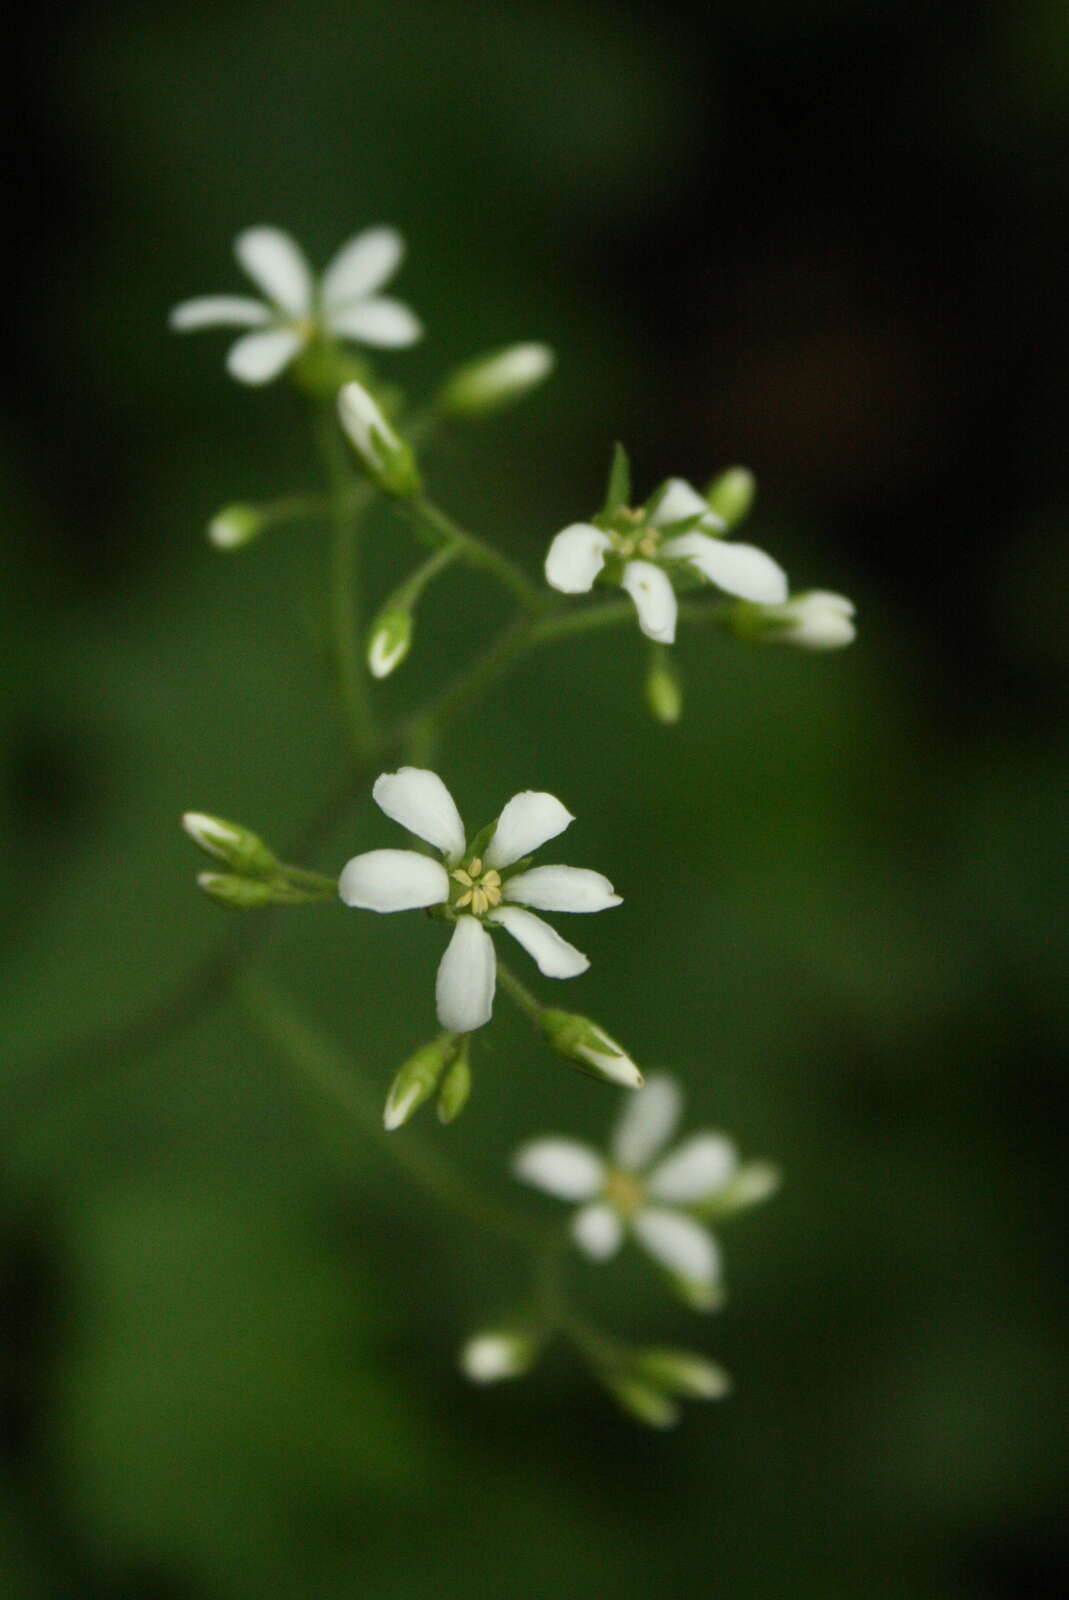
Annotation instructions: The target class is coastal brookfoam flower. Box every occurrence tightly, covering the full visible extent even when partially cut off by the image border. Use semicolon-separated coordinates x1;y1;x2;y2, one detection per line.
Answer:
169;224;423;385
338;768;622;1035
544;471;788;645
512;1073;776;1309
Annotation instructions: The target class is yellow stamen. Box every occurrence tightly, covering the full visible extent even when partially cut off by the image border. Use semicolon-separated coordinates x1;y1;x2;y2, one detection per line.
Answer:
456;889;473;908
471;888;489;917
604;1169;645;1217
468;857;483;876
452;868;474;887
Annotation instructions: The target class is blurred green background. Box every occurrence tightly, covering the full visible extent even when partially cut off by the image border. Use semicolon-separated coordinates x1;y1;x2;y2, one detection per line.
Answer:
5;1;1067;1595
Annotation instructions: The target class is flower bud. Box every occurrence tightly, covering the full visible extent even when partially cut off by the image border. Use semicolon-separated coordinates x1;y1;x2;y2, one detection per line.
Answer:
366;606;413;680
182;812;278;876
195;871;280;909
383;1034;458;1132
704;466;756;529
602;1376;679;1429
459;1329;537;1384
207;504;264;551
539;1010;643;1090
645;653;682;724
703;1159;781;1217
437;1044;472;1124
733;591;856;651
634;1348;732;1400
337;381;421;499
438;343;555;417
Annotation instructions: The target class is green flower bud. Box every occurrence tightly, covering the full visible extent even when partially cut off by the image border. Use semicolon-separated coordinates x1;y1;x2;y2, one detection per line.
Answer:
602;1376;679;1429
337;381;421;499
367;606;413;680
207;504;263;551
459;1329;538;1384
731;591;856;651
195;872;280;909
645;652;682;724
539;1010;643;1089
634;1349;732;1400
437;1043;472;1124
182;812;278;876
438;343;555;417
383;1034;458;1132
704;466;756;528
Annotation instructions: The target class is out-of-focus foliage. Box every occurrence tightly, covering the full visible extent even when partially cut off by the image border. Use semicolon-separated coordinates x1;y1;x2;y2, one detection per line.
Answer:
4;1;1067;1596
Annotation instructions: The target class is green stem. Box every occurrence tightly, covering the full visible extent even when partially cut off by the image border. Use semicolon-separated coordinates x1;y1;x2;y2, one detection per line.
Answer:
496;960;545;1027
235;969;547;1249
404;496;546;613
318;404;376;757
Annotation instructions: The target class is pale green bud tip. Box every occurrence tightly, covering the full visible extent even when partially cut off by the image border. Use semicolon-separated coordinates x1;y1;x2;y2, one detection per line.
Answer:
645;657;682;724
439;342;555;417
540;1010;643;1089
604;1377;679;1429
705;466;756;528
207;504;262;550
635;1349;732;1400
337;381;421;499
367;608;413;679
181;811;277;875
383;1035;458;1131
460;1331;536;1384
196;872;276;909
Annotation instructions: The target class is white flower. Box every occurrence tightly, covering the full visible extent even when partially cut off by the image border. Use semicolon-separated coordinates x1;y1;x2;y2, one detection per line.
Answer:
544;476;788;644
513;1073;773;1309
169;224;423;385
753;589;857;650
338;768;622;1034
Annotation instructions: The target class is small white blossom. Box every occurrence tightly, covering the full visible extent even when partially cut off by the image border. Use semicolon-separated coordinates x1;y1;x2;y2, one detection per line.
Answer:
169;224;423;385
544;477;788;644
459;1330;537;1384
338;768;622;1034
513;1073;773;1309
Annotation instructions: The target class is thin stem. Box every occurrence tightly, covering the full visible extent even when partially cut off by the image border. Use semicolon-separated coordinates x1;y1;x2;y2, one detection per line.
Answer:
402;613;536;748
318;404;376;757
496;960;545;1026
404;496;546;613
236;969;548;1249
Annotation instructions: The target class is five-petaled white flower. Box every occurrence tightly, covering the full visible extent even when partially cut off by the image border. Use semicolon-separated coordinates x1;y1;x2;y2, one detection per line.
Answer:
169;225;423;385
513;1073;776;1309
338;768;622;1034
544;477;788;644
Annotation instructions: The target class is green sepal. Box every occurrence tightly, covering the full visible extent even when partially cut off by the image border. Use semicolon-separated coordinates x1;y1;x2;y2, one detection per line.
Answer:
601;442;632;516
437;1040;472;1123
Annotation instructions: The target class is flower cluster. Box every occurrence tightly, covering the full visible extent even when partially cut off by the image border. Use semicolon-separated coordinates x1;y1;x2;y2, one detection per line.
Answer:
170;224;422;385
338;768;621;1035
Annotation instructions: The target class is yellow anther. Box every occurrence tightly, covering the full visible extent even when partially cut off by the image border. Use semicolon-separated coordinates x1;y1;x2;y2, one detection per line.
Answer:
456;889;473;908
468;857;483;876
471;888;489;917
604;1168;645;1217
452;868;474;887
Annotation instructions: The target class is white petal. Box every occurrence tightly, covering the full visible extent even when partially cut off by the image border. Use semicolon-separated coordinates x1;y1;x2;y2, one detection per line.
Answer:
234;226;313;316
320;226;404;308
169;296;271;331
661;531;788;604
337;848;449;912
649;476;724;530
512;1139;605;1201
611;1073;682;1170
225;327;304;385
435;915;496;1033
484;791;574;869
544;523;611;594
571;1202;624;1259
647;1134;739;1203
632;1208;720;1286
327;296;423;347
502;865;621;914
489;905;589;979
372;768;466;861
621;560;678;643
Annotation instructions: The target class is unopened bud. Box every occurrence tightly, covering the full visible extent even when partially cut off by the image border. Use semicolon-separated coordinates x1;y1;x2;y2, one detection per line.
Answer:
437;1043;472;1124
602;1376;679;1429
704;466;756;529
383;1034;458;1132
734;591;856;651
459;1330;537;1384
367;606;413;680
195;871;279;909
207;504;263;551
704;1160;781;1217
645;653;682;724
634;1349;732;1400
539;1010;643;1089
438;343;555;417
337;381;421;499
182;812;278;876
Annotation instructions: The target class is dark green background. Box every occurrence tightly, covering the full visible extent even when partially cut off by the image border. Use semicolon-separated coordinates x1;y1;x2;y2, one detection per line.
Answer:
5;2;1067;1595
